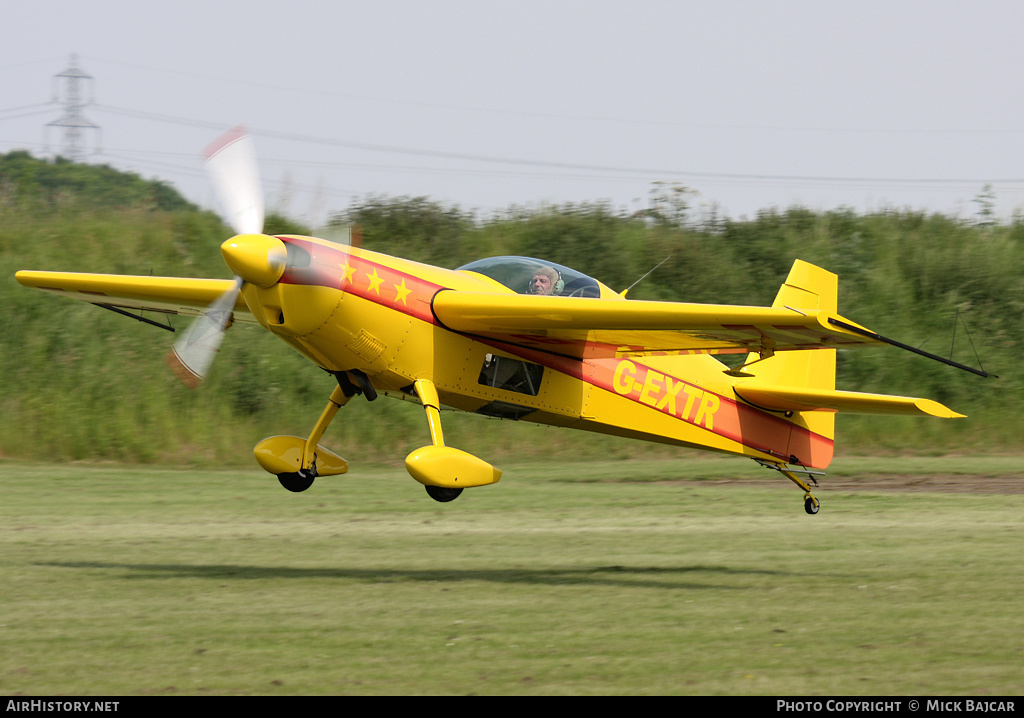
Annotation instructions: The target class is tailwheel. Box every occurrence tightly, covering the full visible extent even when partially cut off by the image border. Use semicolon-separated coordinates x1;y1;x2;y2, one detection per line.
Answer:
278;469;316;493
425;485;463;503
804;494;820;515
754;460;824;516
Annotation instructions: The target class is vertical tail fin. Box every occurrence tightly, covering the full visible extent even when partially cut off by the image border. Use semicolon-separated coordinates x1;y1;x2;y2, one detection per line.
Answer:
744;260;838;392
741;260;839;466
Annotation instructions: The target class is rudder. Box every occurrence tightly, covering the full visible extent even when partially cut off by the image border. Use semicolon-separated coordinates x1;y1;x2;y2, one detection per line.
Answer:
739;260;838;465
744;259;838;393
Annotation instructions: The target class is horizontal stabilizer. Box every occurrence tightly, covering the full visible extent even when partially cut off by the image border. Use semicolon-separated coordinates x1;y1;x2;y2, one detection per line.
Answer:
734;383;964;418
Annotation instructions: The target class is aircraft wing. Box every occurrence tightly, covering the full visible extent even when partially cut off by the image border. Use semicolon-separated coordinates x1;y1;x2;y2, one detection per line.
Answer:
14;271;253;322
431;291;884;357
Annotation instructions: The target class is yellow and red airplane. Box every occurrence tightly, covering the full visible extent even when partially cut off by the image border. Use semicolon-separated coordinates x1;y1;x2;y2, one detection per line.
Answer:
15;128;985;514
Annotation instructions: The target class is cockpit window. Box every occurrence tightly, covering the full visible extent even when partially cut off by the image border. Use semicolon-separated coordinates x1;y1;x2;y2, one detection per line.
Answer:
456;256;601;297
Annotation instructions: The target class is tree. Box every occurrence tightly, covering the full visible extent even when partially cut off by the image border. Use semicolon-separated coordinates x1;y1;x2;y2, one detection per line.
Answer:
973;183;996;228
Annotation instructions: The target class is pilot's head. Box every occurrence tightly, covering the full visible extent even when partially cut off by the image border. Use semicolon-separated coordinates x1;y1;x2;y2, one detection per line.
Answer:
528;267;560;295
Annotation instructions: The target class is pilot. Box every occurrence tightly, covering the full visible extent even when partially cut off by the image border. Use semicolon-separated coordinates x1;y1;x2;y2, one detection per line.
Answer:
527;267;561;296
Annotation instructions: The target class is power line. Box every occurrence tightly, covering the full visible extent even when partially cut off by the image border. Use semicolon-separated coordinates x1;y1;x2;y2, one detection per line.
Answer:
0;107;57;123
78;55;1024;136
90;103;1024;188
22;59;1019;213
0;101;56;118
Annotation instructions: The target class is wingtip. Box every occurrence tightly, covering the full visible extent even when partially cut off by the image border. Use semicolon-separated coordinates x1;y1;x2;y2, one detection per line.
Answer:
14;270;47;287
916;398;966;419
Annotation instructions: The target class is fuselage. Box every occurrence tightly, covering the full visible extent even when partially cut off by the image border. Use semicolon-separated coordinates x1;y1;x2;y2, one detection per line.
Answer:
240;235;834;468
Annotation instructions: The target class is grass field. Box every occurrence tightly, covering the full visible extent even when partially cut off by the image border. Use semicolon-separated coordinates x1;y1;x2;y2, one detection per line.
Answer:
1;456;1022;696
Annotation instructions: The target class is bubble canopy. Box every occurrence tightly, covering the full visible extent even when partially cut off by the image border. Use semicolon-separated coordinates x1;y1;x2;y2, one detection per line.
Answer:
456;256;603;297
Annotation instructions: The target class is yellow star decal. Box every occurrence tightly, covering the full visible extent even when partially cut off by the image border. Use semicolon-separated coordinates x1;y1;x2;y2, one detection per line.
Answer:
340;262;355;286
393;279;411;305
365;268;383;295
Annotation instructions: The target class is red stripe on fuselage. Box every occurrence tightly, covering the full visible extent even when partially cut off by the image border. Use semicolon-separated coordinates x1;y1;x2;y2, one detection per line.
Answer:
278;238;441;324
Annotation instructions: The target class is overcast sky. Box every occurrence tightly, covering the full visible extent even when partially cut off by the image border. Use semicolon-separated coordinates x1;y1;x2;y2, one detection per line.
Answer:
4;0;1024;226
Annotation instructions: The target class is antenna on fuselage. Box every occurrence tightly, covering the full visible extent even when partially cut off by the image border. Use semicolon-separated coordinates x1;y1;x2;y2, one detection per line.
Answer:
620;256;671;298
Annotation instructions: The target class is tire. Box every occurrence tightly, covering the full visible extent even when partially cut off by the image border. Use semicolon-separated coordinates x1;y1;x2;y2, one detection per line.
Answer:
278;470;315;493
425;485;463;503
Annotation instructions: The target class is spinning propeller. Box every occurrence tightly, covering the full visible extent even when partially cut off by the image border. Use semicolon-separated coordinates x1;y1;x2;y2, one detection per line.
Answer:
166;127;286;387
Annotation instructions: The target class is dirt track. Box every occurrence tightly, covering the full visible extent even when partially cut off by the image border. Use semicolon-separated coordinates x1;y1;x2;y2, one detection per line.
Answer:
716;474;1024;494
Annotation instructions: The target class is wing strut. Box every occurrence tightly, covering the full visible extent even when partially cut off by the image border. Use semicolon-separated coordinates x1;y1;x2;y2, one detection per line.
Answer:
92;303;175;332
827;318;993;378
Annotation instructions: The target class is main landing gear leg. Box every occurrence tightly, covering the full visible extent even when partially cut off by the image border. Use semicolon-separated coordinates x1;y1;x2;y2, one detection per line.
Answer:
415;378;446;450
278;385;350;493
413;379;462;503
405;378;501;502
